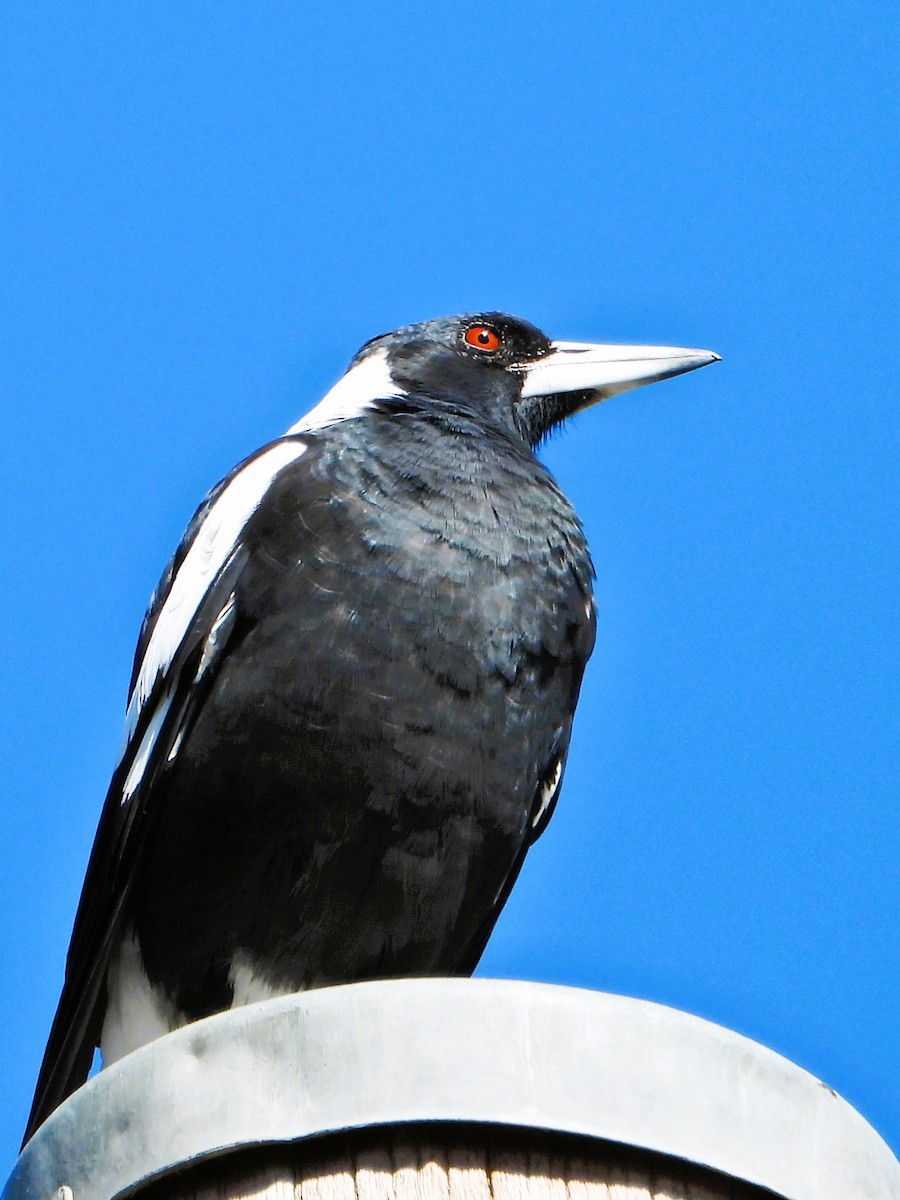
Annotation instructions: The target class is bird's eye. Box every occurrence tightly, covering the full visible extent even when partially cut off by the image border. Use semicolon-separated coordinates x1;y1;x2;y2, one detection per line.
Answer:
464;325;502;352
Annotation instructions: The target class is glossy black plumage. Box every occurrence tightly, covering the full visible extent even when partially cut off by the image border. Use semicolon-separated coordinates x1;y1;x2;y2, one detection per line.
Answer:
25;313;718;1146
138;419;593;1011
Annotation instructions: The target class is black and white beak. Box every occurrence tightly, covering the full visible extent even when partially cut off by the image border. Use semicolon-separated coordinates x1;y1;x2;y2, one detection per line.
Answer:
518;341;720;404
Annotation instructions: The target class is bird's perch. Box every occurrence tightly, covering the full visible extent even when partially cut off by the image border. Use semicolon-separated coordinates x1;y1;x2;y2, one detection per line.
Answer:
5;980;899;1200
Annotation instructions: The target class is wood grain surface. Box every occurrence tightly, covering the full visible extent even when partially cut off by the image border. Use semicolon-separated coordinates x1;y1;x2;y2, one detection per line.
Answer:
138;1124;771;1200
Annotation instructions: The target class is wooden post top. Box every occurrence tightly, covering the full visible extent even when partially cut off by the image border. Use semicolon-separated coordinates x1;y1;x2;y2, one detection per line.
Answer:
5;979;899;1200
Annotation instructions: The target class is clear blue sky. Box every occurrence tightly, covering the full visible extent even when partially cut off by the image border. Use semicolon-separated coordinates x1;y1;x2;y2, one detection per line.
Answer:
2;1;897;1171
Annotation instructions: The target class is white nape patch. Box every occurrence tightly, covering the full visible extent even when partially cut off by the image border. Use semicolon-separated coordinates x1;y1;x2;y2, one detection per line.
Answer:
121;691;173;804
125;441;308;743
229;950;282;1009
101;928;184;1066
532;758;563;829
286;349;401;435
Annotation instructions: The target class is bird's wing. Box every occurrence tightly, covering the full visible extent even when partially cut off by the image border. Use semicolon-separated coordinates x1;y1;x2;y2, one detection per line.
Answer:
529;747;567;843
458;589;597;976
528;589;596;845
22;436;311;1146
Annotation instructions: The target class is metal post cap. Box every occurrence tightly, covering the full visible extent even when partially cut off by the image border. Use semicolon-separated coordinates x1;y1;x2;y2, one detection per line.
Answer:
5;979;899;1200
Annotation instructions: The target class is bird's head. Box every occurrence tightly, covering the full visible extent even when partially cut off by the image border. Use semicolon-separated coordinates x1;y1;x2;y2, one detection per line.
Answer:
290;313;719;447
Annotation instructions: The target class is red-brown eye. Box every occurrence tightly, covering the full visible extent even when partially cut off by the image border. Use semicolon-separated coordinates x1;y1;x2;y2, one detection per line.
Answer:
464;325;502;352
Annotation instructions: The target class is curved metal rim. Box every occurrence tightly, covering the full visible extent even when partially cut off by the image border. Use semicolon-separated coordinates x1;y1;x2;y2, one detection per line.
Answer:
5;979;899;1200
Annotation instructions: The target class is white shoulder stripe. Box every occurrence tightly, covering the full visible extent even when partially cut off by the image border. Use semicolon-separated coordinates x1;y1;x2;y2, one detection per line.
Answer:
124;439;308;742
286;349;400;434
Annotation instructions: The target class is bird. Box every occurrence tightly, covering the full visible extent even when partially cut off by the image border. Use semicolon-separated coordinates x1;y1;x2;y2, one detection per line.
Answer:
23;312;718;1145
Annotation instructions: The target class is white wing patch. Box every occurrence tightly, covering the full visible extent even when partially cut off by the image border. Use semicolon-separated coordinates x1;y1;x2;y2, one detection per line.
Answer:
532;757;563;829
124;440;308;744
286;349;401;435
194;592;237;684
121;690;173;804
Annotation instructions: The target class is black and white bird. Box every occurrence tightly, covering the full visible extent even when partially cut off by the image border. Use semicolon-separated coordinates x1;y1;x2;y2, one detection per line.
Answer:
24;313;717;1144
